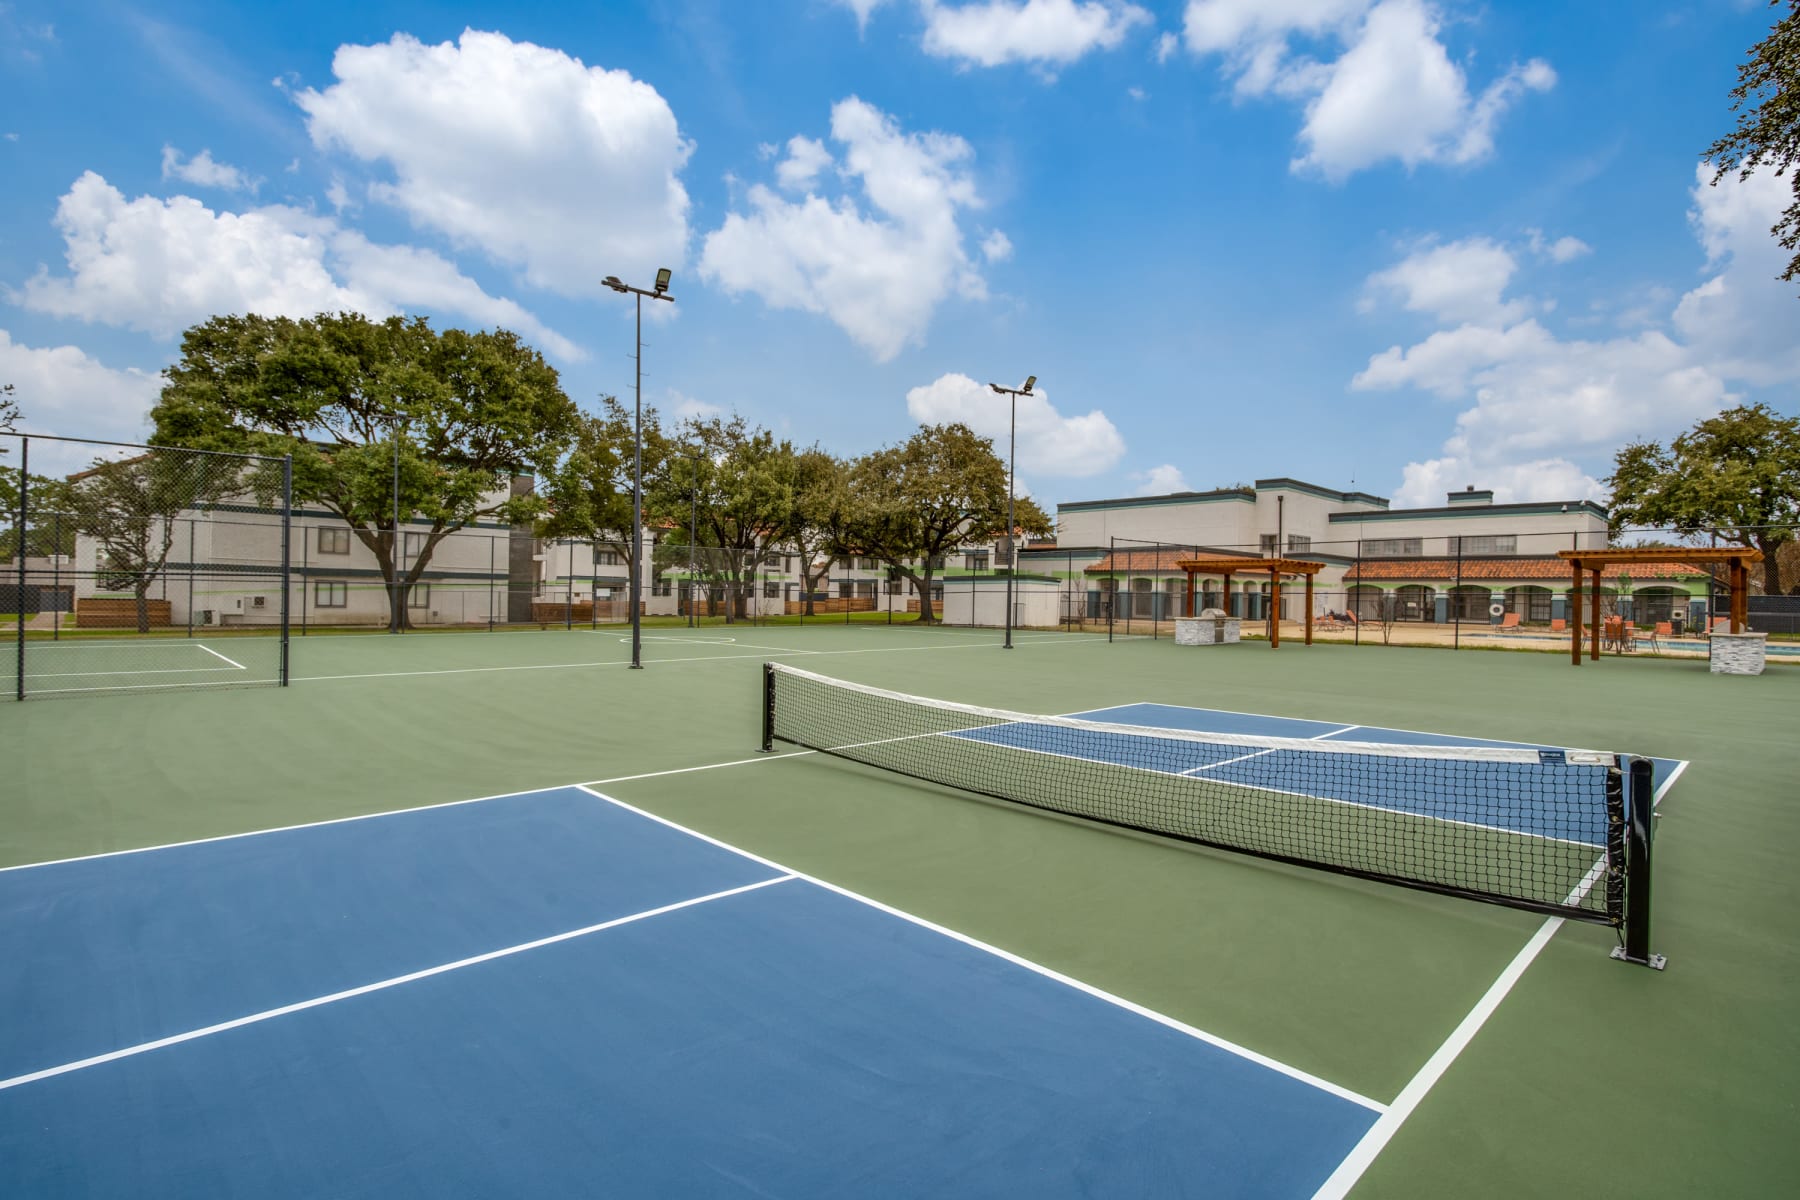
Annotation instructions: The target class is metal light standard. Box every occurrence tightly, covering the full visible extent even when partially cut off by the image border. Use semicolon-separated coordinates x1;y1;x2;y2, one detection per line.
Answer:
602;268;674;669
986;375;1035;650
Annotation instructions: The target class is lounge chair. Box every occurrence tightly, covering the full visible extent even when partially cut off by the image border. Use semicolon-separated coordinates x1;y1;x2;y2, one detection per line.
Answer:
1498;612;1521;630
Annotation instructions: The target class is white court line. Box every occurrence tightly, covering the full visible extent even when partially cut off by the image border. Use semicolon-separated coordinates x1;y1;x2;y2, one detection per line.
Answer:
18;639;247;681
0;757;822;874
0;874;795;1093
195;644;247;670
296;633;1088;684
574;783;1386;1115
21;664;243;681
1311;757;1684;1199
1180;724;1361;776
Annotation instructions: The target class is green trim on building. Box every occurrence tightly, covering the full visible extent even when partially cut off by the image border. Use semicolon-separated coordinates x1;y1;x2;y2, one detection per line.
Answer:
1327;500;1608;523
1252;478;1390;507
1058;488;1255;513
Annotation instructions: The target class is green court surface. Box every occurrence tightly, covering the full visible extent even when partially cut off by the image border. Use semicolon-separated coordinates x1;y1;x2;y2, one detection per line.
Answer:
2;625;1795;1197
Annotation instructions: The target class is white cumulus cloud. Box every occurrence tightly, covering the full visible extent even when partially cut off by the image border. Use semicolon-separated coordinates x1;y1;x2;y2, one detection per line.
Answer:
1179;0;1553;180
1132;463;1189;494
1355;169;1799;507
700;98;995;362
295;29;692;298
0;330;163;459
13;172;579;360
905;372;1125;477
160;146;260;193
1361;237;1528;325
920;0;1153;69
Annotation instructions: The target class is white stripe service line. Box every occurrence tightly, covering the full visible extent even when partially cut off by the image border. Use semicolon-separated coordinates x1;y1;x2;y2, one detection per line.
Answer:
0;875;796;1092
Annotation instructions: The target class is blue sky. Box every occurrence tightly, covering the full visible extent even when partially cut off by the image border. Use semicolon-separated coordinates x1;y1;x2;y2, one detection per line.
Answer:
2;0;1794;508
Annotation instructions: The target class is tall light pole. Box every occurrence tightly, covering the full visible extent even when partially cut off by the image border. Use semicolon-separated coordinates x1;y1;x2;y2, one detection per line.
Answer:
986;375;1035;650
602;268;674;669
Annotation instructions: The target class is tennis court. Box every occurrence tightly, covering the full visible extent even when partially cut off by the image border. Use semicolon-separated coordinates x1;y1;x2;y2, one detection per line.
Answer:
1;637;282;697
1;624;1794;1197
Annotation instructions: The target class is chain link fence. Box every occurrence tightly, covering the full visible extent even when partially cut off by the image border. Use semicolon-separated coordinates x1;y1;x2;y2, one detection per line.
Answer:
3;433;292;699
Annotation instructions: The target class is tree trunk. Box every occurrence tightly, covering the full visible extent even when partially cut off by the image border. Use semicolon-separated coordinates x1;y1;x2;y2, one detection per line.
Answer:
135;577;151;634
913;566;937;623
1757;531;1785;596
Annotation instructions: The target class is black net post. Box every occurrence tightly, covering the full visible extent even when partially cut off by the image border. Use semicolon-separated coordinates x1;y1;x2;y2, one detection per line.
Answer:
760;661;776;752
1613;756;1664;969
15;434;26;701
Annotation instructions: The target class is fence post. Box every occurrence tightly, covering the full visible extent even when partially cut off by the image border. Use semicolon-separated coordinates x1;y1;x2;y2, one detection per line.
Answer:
15;435;27;700
279;455;292;687
187;517;196;639
51;510;61;642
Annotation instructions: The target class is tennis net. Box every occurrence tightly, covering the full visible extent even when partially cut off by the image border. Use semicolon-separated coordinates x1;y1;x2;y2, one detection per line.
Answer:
761;663;1659;959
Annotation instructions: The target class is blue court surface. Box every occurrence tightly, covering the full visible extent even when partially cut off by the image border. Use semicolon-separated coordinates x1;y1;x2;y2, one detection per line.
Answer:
0;703;1680;1198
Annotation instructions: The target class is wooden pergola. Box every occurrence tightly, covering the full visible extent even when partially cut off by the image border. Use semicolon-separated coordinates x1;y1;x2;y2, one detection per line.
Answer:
1174;557;1328;648
1556;547;1764;666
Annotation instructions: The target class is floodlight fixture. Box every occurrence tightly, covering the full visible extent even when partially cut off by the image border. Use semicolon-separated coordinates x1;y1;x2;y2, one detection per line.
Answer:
1022;375;1036;393
654;267;672;295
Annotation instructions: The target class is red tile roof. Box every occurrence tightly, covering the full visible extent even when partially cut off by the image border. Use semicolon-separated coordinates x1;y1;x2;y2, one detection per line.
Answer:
1343;558;1714;582
1085;548;1259;574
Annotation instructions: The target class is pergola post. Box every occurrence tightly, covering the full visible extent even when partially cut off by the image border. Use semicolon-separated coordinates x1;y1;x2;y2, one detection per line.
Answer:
1732;561;1747;632
1590;567;1602;661
1270;568;1282;649
1304;574;1314;645
1185;570;1196;618
1222;572;1233;618
1570;559;1582;666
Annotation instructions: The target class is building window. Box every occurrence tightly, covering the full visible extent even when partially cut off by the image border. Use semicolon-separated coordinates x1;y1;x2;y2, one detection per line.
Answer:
314;581;347;608
1458;535;1516;555
1364;538;1422;557
855;581;876;599
885;578;901;595
764;582;781;598
317;526;350;555
1260;534;1278;555
403;531;427;559
1286;535;1311;554
927;555;946;570
965;551;989;571
408;582;430;608
838;580;853;598
836;555;853;569
596;550;622;566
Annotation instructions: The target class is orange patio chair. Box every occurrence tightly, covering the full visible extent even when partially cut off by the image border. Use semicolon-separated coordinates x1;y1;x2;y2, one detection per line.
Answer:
1498;612;1521;630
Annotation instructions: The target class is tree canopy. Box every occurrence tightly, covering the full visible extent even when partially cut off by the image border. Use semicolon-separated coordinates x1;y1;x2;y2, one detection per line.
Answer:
1606;402;1800;593
538;395;668;599
153;311;579;628
1704;1;1800;288
844;422;1045;622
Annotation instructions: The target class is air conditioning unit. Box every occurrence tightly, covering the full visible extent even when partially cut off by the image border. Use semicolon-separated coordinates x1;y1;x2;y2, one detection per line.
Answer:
250;595;267;609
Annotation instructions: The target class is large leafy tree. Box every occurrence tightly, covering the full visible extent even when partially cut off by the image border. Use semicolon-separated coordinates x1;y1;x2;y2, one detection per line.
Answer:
1704;1;1800;288
64;451;248;632
846;423;1030;623
1606;403;1800;593
786;447;853;616
0;383;15;435
153;312;579;629
660;415;796;622
538;396;668;605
